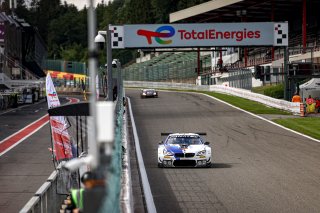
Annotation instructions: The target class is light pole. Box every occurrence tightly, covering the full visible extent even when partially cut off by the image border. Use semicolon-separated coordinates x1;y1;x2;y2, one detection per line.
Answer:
95;29;113;101
113;59;121;99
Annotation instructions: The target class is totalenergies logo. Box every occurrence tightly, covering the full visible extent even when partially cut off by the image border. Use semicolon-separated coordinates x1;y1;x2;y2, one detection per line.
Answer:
137;26;175;45
48;92;57;97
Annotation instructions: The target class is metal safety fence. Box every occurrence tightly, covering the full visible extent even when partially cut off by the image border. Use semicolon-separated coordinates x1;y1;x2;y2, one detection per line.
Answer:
99;86;124;213
20;92;125;213
19;168;67;213
228;69;252;90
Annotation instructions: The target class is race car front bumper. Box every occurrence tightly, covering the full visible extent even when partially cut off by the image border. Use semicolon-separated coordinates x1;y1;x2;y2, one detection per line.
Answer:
159;157;211;167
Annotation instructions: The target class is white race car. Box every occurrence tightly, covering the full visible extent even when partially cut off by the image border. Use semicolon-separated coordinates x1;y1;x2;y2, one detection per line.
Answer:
158;133;212;168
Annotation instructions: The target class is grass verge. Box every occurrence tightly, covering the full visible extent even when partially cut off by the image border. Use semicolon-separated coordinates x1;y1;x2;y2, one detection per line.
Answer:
273;117;320;140
127;87;291;115
128;87;320;139
200;91;291;115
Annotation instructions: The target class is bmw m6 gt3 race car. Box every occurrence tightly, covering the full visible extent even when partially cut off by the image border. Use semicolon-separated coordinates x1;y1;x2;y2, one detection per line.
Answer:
158;133;211;168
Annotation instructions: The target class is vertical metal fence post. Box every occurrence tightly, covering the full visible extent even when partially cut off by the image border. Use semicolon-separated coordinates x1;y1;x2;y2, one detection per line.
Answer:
106;28;113;101
284;46;289;100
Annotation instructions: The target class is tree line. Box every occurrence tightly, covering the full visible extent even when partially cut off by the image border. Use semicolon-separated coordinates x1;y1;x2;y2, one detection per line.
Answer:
1;0;209;65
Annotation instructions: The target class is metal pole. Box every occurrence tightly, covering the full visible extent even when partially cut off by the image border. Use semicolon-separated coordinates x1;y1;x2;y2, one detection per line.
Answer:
271;1;275;61
106;28;113;101
302;0;307;53
117;61;121;98
284;46;289;100
87;0;98;168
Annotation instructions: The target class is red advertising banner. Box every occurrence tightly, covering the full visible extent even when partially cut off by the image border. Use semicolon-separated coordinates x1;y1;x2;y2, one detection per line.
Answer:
46;73;73;161
49;118;73;160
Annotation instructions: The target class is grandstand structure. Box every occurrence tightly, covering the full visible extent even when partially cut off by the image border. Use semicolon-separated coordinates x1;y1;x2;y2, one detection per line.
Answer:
124;0;320;96
0;12;47;91
124;51;211;83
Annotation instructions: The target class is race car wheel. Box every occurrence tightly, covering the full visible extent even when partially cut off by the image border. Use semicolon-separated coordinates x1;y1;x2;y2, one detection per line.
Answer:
158;163;163;168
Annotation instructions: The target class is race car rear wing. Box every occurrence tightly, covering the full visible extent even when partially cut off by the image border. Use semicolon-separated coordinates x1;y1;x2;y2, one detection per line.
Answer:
161;132;207;136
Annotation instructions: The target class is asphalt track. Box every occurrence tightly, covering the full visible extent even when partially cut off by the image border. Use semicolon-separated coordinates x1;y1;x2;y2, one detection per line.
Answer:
127;89;320;213
0;98;69;213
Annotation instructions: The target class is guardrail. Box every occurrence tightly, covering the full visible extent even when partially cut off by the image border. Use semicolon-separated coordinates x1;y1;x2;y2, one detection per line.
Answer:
125;80;210;91
20;170;65;213
208;85;300;114
20;91;126;212
124;81;300;114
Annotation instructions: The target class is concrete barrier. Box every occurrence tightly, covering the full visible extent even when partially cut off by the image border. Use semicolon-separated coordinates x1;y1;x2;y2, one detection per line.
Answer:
208;85;300;114
124;81;300;114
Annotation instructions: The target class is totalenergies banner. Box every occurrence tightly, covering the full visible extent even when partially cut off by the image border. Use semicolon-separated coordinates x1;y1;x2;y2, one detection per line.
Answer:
46;73;73;161
110;22;288;48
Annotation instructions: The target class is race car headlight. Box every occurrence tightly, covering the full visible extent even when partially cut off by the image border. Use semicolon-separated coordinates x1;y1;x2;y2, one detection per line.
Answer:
163;149;174;156
153;92;157;95
142;93;146;95
196;150;206;156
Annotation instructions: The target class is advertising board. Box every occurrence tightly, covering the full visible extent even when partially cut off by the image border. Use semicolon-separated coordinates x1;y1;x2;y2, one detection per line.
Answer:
110;22;288;49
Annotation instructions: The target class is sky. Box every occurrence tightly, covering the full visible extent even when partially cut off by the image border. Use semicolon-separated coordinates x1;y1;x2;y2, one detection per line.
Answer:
64;0;106;10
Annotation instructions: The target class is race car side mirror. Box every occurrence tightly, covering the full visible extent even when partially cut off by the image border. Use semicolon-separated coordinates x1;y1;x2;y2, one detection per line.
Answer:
204;142;210;145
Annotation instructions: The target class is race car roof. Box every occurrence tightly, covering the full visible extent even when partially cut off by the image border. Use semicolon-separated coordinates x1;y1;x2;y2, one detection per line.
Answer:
162;133;206;137
142;88;156;91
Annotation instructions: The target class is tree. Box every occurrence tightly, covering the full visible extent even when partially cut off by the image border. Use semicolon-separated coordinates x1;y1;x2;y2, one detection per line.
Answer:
47;3;87;60
9;0;210;63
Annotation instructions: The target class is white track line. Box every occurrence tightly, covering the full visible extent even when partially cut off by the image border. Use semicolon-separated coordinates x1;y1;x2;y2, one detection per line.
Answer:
128;89;320;143
0;97;80;157
0;114;48;145
0;115;49;157
127;97;157;213
147;89;320;143
197;92;320;143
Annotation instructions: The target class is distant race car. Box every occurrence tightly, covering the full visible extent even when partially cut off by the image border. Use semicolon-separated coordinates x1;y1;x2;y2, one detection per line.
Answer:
158;133;212;168
140;89;158;98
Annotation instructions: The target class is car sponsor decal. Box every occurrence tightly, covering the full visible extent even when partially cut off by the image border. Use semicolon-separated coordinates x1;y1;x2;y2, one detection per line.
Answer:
165;145;183;153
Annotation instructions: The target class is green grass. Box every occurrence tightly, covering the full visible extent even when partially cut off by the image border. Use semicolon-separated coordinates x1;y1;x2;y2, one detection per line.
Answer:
251;85;273;94
274;117;320;140
127;87;320;139
126;87;290;115
200;91;290;115
252;84;284;99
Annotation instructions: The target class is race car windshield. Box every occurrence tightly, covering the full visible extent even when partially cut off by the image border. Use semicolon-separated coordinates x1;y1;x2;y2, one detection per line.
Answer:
166;136;202;145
